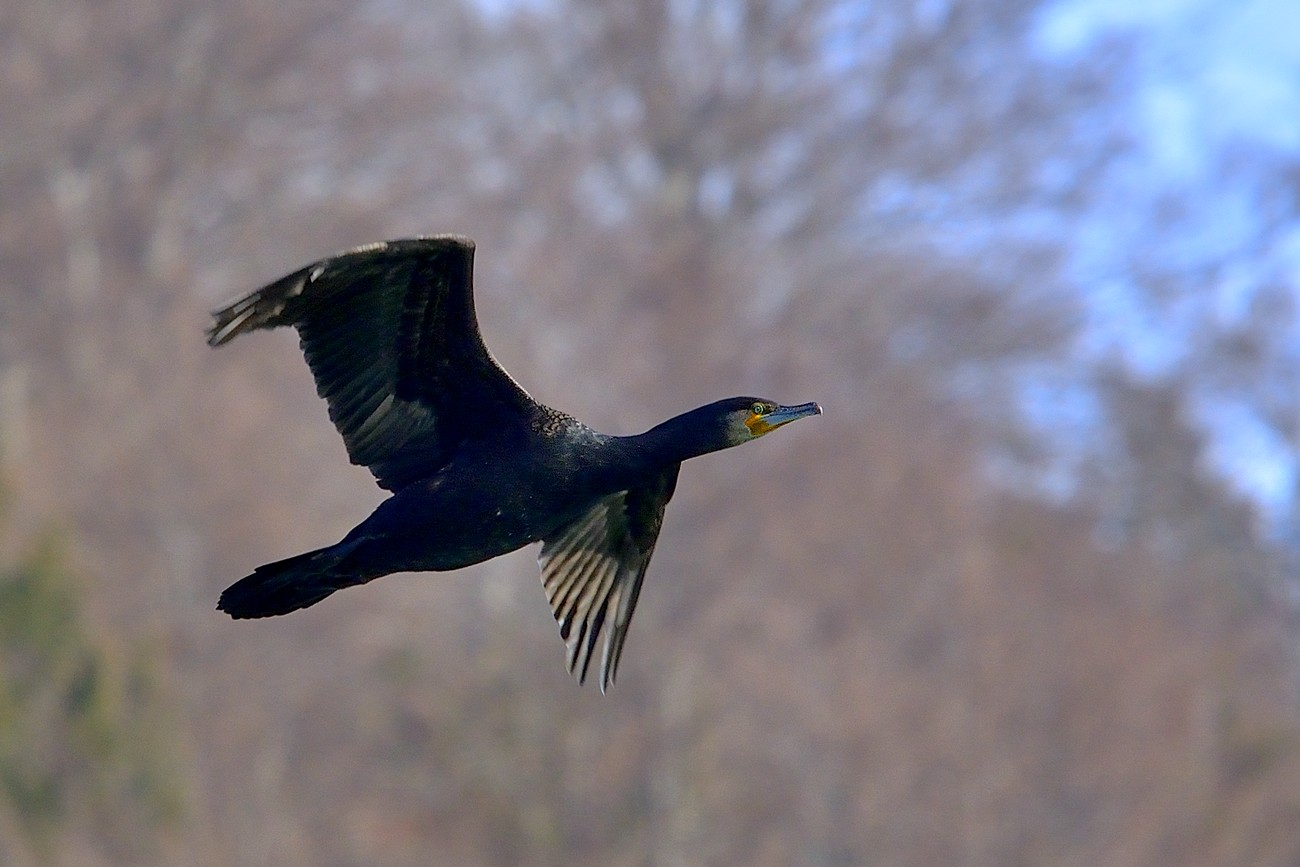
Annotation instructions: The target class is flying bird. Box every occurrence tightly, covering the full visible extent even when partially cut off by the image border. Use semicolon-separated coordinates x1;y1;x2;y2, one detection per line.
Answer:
208;235;820;691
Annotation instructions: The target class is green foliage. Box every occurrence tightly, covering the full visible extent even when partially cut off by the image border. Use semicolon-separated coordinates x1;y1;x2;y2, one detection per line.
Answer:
0;522;183;860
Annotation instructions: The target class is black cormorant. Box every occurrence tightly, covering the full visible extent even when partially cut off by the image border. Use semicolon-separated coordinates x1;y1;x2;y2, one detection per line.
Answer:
209;235;820;691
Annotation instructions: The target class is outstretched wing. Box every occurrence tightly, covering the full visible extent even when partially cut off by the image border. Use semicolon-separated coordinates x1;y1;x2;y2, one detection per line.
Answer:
537;467;680;692
207;236;532;491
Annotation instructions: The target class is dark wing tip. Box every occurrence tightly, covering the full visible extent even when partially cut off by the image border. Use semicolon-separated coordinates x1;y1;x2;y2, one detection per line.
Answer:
204;235;477;349
206;293;263;347
205;266;314;347
539;480;676;693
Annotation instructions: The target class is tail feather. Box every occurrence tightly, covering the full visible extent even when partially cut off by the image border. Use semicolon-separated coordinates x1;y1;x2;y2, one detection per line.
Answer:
217;547;357;619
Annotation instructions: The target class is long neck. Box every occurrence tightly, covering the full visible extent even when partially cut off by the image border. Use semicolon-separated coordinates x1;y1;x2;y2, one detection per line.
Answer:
607;404;729;471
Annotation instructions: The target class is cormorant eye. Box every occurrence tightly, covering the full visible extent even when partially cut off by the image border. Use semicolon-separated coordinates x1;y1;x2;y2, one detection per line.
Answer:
751;402;765;415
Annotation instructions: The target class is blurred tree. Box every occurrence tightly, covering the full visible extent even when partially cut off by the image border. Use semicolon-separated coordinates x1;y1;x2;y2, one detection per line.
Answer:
0;488;183;865
1;0;1299;864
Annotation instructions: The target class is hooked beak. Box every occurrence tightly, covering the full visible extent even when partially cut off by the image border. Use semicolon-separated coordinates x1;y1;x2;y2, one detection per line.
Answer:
749;401;823;436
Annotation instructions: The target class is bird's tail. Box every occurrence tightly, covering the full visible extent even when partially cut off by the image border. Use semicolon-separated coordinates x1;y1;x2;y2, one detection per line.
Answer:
217;546;361;619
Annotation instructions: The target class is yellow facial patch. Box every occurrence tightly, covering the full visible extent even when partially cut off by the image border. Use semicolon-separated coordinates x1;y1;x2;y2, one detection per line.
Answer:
745;412;775;437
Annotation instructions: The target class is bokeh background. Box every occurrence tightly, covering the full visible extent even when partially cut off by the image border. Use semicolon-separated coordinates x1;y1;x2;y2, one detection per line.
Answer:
4;0;1300;864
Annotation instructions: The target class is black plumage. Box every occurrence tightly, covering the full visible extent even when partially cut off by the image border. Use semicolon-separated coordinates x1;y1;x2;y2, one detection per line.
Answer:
209;235;820;691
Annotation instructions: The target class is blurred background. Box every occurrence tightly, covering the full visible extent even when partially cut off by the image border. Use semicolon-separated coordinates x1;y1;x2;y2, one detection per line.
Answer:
3;0;1300;864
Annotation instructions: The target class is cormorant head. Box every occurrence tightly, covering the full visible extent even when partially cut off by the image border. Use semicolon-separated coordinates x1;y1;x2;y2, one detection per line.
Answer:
642;397;821;462
723;397;822;446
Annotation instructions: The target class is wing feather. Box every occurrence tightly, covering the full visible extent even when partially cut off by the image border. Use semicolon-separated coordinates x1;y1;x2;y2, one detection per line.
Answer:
537;467;680;692
207;236;532;490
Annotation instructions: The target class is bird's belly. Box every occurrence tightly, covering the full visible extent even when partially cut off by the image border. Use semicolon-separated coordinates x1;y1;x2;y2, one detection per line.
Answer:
342;483;565;576
412;508;538;570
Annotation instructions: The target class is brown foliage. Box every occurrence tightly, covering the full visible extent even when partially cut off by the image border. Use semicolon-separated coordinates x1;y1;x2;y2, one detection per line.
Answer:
0;0;1297;864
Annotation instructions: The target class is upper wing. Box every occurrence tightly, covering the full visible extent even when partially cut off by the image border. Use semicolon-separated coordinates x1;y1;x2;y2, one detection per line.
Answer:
537;467;680;692
207;236;533;491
